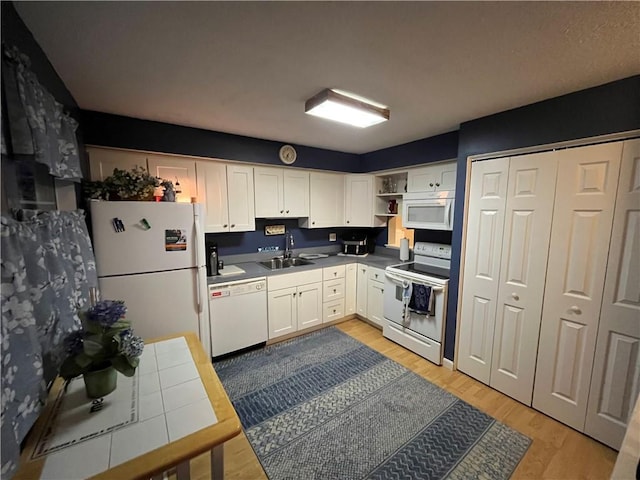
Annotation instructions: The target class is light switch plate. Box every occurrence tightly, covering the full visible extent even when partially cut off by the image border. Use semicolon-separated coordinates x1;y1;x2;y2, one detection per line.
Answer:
329;233;337;242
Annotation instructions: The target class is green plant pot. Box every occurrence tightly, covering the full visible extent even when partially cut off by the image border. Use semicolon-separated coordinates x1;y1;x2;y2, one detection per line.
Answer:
83;366;117;398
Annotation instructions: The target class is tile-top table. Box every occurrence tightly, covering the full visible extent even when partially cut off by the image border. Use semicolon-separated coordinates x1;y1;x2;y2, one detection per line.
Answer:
14;332;241;480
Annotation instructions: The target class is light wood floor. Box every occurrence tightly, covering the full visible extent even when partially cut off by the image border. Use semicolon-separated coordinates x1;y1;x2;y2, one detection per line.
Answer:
189;319;618;480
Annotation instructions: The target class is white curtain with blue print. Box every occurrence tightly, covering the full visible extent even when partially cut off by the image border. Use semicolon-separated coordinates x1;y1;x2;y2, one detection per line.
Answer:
0;210;98;478
2;44;82;181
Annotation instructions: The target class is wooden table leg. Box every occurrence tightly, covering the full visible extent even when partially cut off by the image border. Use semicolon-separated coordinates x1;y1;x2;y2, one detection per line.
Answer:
210;444;224;480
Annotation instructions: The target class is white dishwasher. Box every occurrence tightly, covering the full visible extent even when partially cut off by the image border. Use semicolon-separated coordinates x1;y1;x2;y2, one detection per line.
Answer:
209;277;268;357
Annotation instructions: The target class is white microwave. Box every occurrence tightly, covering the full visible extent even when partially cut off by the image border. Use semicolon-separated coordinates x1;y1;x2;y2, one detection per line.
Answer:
402;191;454;230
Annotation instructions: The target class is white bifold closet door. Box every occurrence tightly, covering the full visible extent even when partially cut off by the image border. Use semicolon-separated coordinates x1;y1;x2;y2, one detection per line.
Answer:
533;142;623;431
489;151;558;405
458;152;558;405
457;158;510;384
584;138;640;449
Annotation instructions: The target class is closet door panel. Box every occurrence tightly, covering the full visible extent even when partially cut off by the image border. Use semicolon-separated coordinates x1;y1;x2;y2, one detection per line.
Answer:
585;138;640;449
457;158;509;384
533;142;623;431
491;151;558;405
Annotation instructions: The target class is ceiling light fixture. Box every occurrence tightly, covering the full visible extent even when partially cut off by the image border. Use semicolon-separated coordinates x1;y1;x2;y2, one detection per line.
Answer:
304;89;389;128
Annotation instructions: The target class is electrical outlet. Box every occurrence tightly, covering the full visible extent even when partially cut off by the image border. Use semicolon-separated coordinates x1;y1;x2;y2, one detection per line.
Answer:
329;233;337;242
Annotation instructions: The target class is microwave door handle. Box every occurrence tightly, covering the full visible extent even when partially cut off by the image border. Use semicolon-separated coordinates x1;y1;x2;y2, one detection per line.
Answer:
445;200;452;229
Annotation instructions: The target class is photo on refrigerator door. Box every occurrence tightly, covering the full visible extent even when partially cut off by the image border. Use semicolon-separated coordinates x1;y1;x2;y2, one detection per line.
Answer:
165;229;187;251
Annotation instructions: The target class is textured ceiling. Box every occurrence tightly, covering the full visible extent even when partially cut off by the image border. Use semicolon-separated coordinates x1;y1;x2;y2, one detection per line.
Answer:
14;1;640;154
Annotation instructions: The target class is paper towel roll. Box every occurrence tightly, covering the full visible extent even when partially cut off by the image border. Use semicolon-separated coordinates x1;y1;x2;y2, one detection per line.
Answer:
400;238;410;262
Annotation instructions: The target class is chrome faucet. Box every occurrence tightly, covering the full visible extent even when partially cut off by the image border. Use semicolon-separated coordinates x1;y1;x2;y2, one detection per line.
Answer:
284;231;294;259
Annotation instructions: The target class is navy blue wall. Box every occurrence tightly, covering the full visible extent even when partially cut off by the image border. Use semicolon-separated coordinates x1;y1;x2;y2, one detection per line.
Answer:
360;131;459;172
208;219;385;258
81;111;360;172
444;75;640;361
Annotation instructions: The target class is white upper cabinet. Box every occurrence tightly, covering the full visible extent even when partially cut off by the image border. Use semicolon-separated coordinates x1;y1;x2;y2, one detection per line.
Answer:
226;164;256;232
254;167;309;218
87;147;149;181
284;170;310;217
147;154;197;203
407;161;457;193
344;174;375;227
300;172;344;228
196;161;229;233
196;161;255;233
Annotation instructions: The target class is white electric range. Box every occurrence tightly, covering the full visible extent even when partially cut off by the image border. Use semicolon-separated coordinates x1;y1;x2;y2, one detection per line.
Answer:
383;242;451;365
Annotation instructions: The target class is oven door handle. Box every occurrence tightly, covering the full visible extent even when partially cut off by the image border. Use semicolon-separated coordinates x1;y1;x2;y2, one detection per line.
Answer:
385;271;445;291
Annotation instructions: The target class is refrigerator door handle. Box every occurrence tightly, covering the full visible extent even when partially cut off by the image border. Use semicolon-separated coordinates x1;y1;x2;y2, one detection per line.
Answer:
196;267;204;314
194;211;204;314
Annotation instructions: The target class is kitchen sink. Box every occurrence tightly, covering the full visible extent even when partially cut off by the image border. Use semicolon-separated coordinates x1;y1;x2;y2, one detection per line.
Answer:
258;257;315;270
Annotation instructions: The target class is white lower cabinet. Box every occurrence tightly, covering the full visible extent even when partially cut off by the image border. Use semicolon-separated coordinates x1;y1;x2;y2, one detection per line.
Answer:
345;264;357;316
323;265;345;323
356;264;369;317
366;267;385;327
267;269;323;339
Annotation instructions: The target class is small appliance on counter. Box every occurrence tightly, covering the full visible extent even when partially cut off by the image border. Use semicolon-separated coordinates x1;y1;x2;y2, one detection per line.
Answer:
206;242;219;276
340;231;376;256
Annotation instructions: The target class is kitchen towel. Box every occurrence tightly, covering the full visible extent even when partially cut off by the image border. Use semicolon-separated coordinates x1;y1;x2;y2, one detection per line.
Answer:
409;284;432;315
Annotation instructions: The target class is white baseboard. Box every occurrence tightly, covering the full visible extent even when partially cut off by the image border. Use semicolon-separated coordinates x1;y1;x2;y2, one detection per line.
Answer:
442;358;454;371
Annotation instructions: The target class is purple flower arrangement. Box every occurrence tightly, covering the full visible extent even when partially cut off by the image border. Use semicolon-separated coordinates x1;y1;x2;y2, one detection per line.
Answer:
60;300;145;380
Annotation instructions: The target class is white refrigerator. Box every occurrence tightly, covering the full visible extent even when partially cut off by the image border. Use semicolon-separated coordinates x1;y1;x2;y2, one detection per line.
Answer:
90;200;210;356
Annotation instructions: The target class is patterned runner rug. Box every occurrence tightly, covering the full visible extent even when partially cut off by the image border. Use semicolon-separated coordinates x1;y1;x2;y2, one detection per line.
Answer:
215;327;530;480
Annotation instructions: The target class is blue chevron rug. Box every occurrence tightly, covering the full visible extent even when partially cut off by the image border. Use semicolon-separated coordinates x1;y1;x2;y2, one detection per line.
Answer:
215;327;531;480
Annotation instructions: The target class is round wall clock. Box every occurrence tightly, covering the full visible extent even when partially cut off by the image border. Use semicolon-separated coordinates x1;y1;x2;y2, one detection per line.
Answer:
279;145;297;165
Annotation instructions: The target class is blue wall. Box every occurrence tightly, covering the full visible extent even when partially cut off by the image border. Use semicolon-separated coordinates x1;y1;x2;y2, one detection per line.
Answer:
360;131;459;172
81;111;361;172
444;75;640;361
207;219;385;257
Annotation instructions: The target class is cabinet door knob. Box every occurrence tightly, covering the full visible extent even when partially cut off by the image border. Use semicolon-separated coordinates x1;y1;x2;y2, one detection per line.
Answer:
429;183;434;187
299;292;302;297
280;210;284;214
435;182;440;187
312;221;315;225
347;220;350;223
570;305;582;314
223;224;228;228
333;289;337;293
286;210;289;213
293;292;297;297
511;293;519;301
231;224;235;228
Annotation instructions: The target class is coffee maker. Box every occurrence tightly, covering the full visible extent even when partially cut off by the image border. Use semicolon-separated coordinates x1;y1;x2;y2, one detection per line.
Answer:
341;231;374;256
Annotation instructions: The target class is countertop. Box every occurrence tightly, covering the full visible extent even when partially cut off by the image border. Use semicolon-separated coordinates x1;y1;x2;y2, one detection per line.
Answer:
206;253;404;285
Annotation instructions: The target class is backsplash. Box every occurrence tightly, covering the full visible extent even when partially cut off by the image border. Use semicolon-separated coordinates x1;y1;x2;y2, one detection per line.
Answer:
205;219;386;256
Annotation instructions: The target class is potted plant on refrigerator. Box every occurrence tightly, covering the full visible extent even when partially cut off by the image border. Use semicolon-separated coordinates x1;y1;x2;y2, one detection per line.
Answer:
83;166;161;201
59;300;144;398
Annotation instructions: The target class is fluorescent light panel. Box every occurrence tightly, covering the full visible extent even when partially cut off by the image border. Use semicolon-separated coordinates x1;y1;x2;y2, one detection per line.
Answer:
305;89;389;128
